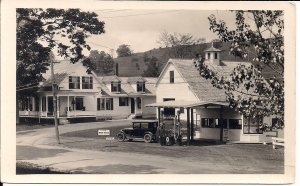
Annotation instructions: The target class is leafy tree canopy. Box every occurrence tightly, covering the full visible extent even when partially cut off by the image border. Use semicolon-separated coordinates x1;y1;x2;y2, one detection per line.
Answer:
195;10;284;130
88;50;114;75
143;56;162;77
17;8;105;89
116;44;133;57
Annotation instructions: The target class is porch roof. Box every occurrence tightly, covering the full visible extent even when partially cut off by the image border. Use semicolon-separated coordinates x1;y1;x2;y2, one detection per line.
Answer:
145;100;229;108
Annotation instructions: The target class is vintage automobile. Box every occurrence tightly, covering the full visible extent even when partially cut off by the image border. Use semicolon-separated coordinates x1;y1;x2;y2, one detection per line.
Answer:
117;120;159;143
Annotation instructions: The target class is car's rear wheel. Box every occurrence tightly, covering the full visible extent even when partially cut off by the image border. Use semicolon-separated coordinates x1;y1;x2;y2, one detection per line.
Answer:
117;133;125;142
144;133;152;143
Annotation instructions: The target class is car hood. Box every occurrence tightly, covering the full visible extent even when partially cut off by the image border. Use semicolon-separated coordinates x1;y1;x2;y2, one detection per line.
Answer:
122;128;133;130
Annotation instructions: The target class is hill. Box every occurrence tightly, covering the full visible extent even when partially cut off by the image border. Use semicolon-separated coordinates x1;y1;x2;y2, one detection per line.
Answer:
114;42;256;77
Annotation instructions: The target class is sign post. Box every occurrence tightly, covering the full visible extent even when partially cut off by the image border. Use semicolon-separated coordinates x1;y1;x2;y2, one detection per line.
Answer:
98;129;114;148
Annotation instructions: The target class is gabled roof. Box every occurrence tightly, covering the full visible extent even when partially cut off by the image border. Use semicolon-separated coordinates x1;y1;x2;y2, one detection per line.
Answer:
204;42;222;52
42;73;68;87
158;59;251;102
96;77;157;97
101;75;121;83
127;76;147;83
41;59;97;88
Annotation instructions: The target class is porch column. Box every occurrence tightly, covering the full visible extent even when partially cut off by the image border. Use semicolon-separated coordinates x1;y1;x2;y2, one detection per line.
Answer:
67;96;70;111
157;107;161;124
191;108;194;141
46;96;48;113
32;97;35;111
39;96;42;123
57;96;60;117
134;97;138;114
73;96;76;117
186;107;190;146
219;106;224;143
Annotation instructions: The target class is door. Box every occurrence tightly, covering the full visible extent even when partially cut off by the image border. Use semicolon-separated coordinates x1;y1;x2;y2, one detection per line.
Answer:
47;96;53;116
131;98;135;114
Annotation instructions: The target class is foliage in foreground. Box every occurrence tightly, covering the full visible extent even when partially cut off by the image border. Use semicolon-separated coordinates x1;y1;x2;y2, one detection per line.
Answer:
195;10;284;130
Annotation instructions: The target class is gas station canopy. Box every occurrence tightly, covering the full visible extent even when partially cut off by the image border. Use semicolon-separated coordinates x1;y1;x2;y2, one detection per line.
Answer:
145;100;229;108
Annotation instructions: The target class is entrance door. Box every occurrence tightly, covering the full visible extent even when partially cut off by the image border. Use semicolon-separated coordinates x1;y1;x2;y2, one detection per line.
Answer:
131;98;135;114
47;96;53;116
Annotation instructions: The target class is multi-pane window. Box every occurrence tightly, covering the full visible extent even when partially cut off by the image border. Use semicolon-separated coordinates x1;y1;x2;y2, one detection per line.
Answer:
201;118;228;128
97;98;105;110
82;76;93;89
111;82;121;92
106;98;113;110
119;97;129;106
201;118;215;128
229;119;242;129
69;76;80;89
169;71;174;83
97;98;113;110
243;116;263;134
137;97;142;109
137;82;145;92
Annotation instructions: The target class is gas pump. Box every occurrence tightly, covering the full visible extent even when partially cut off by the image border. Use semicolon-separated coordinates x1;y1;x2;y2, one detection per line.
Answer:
174;110;182;145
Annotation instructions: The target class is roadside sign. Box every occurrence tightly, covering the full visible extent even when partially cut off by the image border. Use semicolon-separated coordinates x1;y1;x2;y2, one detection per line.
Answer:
106;137;115;141
98;129;110;136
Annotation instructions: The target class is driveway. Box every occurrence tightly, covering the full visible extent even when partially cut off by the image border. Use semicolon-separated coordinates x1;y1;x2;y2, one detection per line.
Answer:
16;120;284;174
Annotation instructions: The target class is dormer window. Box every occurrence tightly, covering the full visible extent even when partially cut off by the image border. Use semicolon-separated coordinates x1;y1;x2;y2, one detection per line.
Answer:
111;82;121;92
137;82;145;92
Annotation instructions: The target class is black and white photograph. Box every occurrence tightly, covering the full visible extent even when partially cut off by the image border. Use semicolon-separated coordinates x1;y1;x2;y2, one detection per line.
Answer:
1;1;296;184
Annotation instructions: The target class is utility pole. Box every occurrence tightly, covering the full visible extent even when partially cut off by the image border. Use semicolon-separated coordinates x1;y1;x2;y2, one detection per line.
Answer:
51;60;61;144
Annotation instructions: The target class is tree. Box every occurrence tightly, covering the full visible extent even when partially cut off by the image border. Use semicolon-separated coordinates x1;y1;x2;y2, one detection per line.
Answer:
16;8;105;131
210;39;223;48
157;30;206;58
143;56;162;77
195;10;284;130
17;8;104;88
88;50;114;75
116;44;133;57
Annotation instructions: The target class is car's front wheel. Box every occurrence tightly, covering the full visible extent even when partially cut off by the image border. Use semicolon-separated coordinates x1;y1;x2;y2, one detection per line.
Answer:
117;133;125;142
144;133;152;143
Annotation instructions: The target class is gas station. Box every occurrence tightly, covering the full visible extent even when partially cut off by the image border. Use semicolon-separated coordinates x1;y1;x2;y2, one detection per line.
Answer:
146;100;230;146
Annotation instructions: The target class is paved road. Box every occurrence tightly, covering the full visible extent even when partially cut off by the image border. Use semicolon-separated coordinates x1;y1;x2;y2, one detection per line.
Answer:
16;120;284;174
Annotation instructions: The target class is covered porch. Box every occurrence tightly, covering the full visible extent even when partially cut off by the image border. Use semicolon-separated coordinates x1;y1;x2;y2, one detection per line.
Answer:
19;94;96;119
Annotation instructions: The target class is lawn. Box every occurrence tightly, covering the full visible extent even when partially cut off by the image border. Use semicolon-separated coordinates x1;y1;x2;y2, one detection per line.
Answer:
16;161;72;174
16;123;55;132
60;126;284;174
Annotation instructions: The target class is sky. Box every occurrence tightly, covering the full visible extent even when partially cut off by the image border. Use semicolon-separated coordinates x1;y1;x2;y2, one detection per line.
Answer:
79;9;238;57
